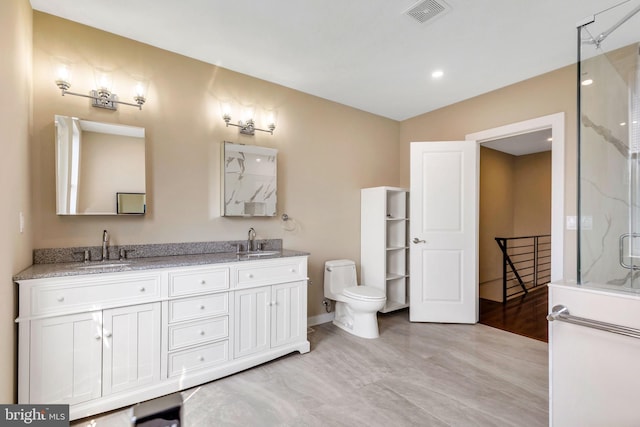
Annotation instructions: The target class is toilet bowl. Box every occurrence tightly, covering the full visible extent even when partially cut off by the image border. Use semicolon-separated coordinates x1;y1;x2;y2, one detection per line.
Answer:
324;260;386;339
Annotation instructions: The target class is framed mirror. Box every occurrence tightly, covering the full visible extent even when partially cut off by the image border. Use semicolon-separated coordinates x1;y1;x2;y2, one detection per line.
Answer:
55;115;146;215
222;141;277;216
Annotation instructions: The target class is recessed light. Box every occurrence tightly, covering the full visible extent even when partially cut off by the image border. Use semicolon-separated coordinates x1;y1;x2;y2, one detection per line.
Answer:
620;122;627;126
581;79;593;86
431;70;444;79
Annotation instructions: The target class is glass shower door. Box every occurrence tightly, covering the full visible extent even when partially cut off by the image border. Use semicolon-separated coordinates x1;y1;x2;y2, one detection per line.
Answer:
578;2;640;291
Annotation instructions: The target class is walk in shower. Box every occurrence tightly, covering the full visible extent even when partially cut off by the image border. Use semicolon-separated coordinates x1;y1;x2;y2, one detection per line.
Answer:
578;1;640;290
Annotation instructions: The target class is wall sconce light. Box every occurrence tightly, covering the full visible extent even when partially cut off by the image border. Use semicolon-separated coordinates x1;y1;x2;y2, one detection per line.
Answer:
55;63;147;111
221;104;276;135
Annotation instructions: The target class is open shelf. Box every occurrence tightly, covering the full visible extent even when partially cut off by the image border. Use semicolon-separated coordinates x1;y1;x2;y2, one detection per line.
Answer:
361;186;410;314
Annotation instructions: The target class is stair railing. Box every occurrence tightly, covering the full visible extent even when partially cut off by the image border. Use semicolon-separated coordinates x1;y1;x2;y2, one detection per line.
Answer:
495;235;551;302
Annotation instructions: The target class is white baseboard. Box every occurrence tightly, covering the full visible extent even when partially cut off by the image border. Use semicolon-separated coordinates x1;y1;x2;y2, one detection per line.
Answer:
307;312;334;326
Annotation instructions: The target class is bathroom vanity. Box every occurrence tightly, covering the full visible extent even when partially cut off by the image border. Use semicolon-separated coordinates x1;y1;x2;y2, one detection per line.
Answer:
15;252;310;421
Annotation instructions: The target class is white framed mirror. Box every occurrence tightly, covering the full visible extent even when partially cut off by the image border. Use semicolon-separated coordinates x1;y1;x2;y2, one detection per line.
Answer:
55;115;146;215
222;141;277;217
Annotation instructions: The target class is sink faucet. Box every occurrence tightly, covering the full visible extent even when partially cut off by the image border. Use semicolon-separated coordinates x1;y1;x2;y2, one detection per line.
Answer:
102;229;109;261
247;227;256;252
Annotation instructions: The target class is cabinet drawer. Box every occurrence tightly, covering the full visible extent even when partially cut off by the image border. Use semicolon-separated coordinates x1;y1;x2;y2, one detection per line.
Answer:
168;267;229;297
168;316;229;351
236;259;306;288
167;341;229;377
168;294;228;323
31;274;161;316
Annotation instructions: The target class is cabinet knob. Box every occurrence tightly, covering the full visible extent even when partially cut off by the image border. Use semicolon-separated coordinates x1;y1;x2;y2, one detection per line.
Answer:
201;279;206;285
199;330;205;336
247;274;254;279
95;335;101;341
139;286;146;292
200;305;206;310
290;268;296;273
198;356;205;362
57;296;65;302
105;331;112;338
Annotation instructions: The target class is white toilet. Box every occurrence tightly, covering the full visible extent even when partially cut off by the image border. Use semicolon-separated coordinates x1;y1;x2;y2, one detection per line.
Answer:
324;259;386;339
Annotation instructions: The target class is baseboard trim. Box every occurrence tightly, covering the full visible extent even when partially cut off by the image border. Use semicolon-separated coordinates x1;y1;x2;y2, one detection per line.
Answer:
308;312;334;326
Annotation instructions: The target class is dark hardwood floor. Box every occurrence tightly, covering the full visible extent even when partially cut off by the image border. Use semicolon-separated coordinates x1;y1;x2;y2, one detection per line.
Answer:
479;286;549;343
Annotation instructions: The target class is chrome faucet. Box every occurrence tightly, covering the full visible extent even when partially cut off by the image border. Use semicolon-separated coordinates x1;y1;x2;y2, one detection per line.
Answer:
247;227;256;252
102;229;109;261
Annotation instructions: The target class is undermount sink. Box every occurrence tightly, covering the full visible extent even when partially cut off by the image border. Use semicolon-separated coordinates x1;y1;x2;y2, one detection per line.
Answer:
78;262;130;269
240;251;280;257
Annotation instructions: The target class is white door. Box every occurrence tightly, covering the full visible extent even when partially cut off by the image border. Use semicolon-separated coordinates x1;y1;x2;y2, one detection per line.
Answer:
234;286;271;358
30;311;102;404
271;281;306;348
102;303;161;395
409;141;478;323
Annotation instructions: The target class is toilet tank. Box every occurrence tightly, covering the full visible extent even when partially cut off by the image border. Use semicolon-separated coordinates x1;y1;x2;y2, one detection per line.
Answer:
324;259;357;299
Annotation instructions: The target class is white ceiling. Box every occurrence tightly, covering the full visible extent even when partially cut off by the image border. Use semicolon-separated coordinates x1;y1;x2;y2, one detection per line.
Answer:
481;129;552;156
30;0;640;121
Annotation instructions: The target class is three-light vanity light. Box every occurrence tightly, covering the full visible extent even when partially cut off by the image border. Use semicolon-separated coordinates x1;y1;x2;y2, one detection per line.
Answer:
221;104;276;135
55;64;147;111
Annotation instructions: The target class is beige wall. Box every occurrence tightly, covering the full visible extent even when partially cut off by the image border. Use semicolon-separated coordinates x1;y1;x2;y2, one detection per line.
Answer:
479;147;515;286
0;0;33;403
32;13;400;324
514;151;552;236
399;66;577;280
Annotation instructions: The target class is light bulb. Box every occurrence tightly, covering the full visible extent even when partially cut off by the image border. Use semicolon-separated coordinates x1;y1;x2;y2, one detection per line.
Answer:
55;64;72;90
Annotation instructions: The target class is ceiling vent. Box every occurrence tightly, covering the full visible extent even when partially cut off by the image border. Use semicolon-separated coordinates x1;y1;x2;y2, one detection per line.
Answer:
404;0;452;24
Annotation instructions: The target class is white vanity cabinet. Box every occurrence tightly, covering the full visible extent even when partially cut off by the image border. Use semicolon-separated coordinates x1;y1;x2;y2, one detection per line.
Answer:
234;258;307;358
22;272;162;407
234;281;306;358
102;303;161;395
163;266;231;378
29;311;103;405
30;303;160;404
16;255;309;421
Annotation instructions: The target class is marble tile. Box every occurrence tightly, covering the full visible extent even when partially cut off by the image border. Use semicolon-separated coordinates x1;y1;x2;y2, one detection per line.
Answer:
72;310;548;427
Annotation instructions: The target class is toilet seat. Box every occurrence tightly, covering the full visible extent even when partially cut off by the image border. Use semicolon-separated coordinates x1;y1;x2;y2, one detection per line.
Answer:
343;286;385;301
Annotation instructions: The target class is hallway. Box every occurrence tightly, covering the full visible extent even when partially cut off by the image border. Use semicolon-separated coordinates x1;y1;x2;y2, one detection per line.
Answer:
479;287;549;342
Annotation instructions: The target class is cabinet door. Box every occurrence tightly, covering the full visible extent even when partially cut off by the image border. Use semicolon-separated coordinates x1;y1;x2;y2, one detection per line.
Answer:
102;303;161;395
30;311;102;405
271;281;307;348
234;287;271;358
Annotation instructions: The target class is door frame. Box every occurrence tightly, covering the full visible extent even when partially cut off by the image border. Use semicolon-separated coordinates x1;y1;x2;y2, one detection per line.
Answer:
465;112;564;282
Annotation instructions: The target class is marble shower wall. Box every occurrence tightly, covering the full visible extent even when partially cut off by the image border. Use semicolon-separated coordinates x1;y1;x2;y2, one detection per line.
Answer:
580;43;640;289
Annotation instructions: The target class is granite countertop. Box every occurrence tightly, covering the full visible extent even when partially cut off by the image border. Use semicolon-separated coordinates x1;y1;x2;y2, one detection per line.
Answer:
14;249;309;281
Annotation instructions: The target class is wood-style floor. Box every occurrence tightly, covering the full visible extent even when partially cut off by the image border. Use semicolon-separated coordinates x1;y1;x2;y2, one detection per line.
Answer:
479;286;549;343
73;310;548;427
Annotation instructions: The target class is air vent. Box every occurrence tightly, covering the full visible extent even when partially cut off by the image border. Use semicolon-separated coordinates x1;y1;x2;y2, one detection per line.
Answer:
405;0;451;24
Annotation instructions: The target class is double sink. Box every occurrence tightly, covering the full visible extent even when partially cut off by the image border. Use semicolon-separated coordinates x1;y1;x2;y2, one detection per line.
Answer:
77;250;281;270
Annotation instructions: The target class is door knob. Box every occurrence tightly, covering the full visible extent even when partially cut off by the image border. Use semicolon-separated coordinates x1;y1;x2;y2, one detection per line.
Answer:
412;237;426;244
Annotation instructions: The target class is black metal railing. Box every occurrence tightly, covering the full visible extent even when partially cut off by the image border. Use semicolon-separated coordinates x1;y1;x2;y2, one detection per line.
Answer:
495;235;551;302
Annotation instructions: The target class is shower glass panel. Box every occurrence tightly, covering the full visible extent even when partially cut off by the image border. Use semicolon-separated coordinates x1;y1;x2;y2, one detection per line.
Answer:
578;1;640;291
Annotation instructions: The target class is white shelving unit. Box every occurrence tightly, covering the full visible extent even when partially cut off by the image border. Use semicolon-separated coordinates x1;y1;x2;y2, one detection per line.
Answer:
361;186;409;313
